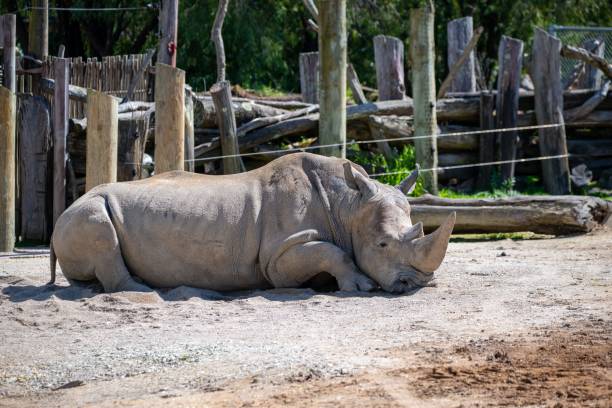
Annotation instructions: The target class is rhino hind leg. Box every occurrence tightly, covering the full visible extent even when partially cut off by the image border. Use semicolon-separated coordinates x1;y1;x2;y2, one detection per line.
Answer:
53;195;152;293
269;241;376;292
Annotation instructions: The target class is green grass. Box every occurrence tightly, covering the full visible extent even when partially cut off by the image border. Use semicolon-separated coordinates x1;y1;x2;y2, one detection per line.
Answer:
249;85;287;98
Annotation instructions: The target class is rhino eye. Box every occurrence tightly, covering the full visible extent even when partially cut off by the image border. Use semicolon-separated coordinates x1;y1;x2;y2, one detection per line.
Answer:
378;242;387;248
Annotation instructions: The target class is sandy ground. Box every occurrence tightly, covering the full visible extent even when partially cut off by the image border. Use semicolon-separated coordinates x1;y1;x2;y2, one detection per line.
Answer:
0;228;611;407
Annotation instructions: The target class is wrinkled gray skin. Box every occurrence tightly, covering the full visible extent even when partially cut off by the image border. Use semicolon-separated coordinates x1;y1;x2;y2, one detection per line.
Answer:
50;153;455;294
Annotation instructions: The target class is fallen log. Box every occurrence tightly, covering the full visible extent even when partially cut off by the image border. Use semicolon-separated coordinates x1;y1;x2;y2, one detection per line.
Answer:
445;89;612;111
568;139;612;157
564;80;610;122
518;109;612;128
193;96;289;129
193;98;479;159
409;195;611;235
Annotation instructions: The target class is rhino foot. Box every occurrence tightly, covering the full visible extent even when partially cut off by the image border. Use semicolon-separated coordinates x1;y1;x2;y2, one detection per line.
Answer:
337;272;377;292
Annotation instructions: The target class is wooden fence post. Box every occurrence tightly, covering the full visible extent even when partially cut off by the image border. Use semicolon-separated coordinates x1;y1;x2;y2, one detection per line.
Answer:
0;87;16;252
476;91;495;190
155;63;185;174
446;17;476;93
1;14;16;250
184;85;195;172
318;0;347;158
496;36;524;182
578;39;605;89
299;52;319;104
158;0;179;67
53;58;69;225
86;90;118;192
211;81;241;174
532;28;571;195
410;1;438;194
18;96;52;242
27;1;48;96
2;14;16;92
374;35;405;100
28;0;48;60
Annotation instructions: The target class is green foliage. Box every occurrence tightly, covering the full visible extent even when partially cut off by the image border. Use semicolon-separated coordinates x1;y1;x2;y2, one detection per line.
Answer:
351;145;425;196
3;0;610;91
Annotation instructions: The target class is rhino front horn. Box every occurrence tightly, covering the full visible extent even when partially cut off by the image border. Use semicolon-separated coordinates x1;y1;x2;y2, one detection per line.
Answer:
409;211;456;273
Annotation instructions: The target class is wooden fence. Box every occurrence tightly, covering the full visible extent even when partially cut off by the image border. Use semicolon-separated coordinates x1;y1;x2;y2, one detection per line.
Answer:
13;53;150;118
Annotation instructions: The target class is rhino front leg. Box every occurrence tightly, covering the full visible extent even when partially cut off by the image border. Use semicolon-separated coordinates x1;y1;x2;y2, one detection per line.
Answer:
269;241;376;291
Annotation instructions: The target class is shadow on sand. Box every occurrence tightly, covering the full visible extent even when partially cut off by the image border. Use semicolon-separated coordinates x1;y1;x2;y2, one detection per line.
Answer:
2;278;425;304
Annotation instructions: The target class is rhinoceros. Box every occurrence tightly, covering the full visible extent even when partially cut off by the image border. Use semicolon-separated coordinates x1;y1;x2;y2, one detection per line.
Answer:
50;153;455;294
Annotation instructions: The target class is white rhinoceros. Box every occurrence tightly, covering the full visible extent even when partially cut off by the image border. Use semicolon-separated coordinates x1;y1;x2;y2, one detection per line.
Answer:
50;153;455;294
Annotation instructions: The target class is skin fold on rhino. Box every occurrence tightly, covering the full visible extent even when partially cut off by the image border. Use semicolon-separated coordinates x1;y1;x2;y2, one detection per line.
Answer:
50;153;456;294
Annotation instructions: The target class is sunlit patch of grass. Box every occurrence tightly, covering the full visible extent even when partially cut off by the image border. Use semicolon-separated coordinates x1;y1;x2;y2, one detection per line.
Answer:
450;232;553;242
250;85;287;97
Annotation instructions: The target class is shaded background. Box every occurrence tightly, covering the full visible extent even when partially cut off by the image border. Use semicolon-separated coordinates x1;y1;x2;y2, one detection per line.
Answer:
2;0;611;92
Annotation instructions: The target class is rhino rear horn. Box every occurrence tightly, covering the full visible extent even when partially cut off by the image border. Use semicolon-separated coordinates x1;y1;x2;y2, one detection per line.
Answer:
397;164;419;195
409;212;456;273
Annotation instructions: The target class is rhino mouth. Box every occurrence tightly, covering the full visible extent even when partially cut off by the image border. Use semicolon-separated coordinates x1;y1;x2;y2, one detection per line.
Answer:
387;267;435;294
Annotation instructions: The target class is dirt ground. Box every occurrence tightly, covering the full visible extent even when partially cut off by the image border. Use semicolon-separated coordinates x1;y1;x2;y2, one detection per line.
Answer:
1;228;611;407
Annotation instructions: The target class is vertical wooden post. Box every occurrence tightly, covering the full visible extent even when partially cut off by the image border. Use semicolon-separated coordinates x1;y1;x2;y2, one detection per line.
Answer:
446;17;476;93
496;36;523;182
410;1;438;194
374;35;405;100
53;58;69;225
211;81;241;174
0;87;16;251
533;28;570;195
347;63;368;104
476;92;495;190
318;0;347;158
18;96;52;242
158;0;179;67
86;90;118;192
184;85;195;172
578;39;605;89
299;52;319;104
28;0;48;60
2;14;16;92
154;63;185;174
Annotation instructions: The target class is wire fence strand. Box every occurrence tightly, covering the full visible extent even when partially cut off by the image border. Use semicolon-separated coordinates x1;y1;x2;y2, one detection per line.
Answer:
184;123;564;164
368;154;570;178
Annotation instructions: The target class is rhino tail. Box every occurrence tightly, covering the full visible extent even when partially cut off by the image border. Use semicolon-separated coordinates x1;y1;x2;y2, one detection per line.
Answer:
49;240;56;285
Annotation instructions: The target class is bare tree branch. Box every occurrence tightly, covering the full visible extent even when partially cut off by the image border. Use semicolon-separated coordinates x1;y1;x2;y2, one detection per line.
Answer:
561;44;612;80
211;0;229;83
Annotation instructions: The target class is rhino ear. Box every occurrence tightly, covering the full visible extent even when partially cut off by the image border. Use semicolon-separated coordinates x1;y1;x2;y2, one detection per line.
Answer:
343;162;377;198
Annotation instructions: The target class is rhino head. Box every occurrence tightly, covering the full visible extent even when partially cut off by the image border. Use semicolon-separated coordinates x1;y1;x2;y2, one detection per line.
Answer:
344;163;456;293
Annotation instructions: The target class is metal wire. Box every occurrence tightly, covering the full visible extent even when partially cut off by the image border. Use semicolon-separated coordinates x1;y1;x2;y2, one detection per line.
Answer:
9;5;156;13
368;154;571;178
185;123;564;163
